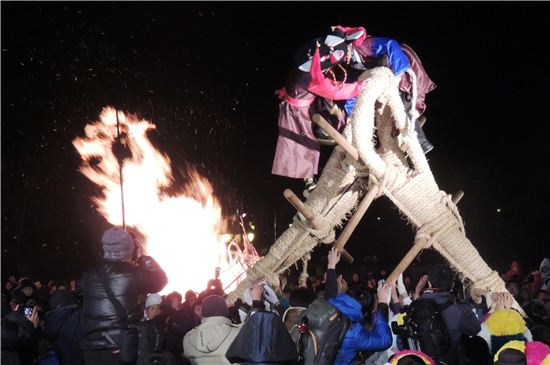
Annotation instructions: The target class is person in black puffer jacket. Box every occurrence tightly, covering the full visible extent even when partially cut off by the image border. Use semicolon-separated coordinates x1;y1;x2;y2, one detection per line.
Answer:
1;294;41;365
81;227;168;365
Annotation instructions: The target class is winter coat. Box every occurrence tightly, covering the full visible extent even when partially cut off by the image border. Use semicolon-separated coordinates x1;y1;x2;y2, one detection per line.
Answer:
136;317;178;365
165;307;200;359
225;311;298;364
420;291;481;365
420;291;480;344
328;294;392;365
1;310;39;365
183;316;241;365
44;304;83;365
80;256;168;350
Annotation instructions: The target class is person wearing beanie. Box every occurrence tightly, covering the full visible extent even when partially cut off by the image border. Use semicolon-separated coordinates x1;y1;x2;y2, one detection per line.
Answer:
385;350;436;365
143;293;163;321
525;341;550;365
80;226;168;365
137;293;177;365
101;227;136;261
10;277;39;305
271;26;366;196
478;307;532;355
493;340;527;365
183;294;241;365
493;340;550;365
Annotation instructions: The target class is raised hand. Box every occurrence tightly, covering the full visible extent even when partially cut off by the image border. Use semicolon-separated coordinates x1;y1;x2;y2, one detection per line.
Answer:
414;274;429;299
327;247;341;269
377;282;394;305
250;283;264;302
397;273;408;297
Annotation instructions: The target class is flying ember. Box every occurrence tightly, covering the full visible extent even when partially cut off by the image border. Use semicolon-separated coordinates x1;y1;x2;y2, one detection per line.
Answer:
72;107;251;293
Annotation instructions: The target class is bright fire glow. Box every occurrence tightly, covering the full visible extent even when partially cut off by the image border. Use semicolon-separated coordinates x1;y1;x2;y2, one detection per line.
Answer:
73;107;255;294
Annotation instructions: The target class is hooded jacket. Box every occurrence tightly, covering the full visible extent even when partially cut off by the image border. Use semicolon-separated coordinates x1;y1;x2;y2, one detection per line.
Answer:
225;311;298;364
328;294;392;365
44;304;83;365
183;316;241;365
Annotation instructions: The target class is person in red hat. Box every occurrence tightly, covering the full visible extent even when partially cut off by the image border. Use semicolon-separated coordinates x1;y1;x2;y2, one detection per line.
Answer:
271;27;366;194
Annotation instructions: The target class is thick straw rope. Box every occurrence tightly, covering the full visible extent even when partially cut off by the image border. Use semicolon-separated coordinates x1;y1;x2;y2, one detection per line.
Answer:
228;67;521;314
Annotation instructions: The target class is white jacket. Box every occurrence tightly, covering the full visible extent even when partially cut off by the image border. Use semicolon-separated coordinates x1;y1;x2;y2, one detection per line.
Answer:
183;316;241;365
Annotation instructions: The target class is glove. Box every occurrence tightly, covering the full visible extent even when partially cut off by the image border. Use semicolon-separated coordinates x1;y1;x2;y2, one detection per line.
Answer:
241;288;253;306
262;282;280;305
137;255;158;271
378;279;392;305
397;273;407;297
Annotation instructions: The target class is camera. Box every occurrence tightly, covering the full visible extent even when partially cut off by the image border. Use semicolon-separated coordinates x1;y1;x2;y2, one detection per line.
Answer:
19;305;34;316
391;306;420;351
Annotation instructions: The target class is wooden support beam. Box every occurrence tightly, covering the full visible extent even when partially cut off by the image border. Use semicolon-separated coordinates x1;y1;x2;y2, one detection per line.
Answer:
418;115;427;128
311;114;359;161
283;189;355;263
334;185;379;254
386;190;464;284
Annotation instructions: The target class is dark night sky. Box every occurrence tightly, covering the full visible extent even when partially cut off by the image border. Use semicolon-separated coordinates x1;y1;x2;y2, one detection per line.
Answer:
2;2;549;280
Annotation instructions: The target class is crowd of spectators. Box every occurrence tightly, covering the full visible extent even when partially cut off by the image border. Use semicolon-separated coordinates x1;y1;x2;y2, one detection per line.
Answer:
2;227;549;365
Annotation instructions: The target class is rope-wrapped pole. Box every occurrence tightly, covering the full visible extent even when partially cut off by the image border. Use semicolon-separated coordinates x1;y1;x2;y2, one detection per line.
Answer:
386;190;464;284
283;189;354;263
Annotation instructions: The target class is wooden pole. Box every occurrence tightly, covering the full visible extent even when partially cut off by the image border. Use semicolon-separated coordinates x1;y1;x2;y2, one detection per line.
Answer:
334;185;379;253
386;190;464;283
311;114;359;161
283;189;355;263
418;115;427;128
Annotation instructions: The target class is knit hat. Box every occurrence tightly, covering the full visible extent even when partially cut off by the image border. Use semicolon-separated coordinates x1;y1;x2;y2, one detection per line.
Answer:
49;289;76;310
387;350;435;365
18;277;35;290
525;341;550;365
145;293;162;308
200;295;228;318
486;309;527;355
102;227;134;261
494;340;526;365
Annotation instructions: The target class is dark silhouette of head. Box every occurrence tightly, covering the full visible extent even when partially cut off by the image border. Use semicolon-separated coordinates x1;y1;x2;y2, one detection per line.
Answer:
428;264;454;291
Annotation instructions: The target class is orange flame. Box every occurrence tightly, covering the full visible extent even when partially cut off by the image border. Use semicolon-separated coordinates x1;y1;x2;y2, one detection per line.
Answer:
72;107;252;293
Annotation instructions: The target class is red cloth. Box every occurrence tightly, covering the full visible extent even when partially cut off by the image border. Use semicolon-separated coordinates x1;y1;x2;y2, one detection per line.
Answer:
275;88;315;107
334;25;367;47
307;48;364;101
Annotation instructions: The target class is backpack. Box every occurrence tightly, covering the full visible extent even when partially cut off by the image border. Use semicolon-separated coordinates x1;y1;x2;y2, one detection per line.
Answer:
404;298;453;362
289;298;350;365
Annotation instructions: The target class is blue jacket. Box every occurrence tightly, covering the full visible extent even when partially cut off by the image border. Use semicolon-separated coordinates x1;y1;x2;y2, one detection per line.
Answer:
328;294;392;365
370;37;410;76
